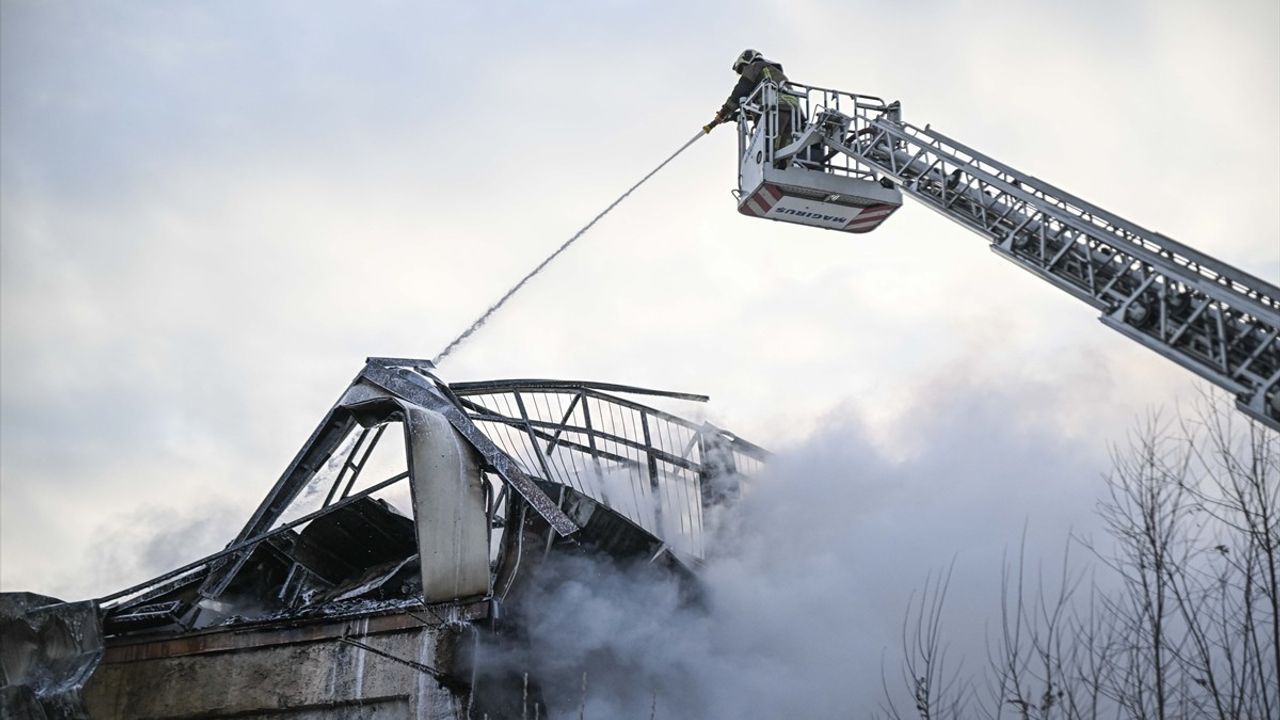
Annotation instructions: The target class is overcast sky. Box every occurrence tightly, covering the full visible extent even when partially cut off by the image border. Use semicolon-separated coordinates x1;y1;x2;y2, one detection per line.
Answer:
2;0;1277;606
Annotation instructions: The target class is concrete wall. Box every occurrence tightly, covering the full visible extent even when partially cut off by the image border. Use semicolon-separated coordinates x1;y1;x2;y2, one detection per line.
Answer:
83;609;477;720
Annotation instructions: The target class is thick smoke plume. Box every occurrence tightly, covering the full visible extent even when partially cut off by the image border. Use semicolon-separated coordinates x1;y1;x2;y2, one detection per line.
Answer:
481;388;1108;718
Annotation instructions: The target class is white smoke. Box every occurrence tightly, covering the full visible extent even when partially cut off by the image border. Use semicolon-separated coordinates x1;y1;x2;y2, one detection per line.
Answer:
483;385;1109;718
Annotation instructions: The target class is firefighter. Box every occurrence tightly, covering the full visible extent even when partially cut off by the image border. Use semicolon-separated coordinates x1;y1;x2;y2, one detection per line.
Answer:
704;49;801;167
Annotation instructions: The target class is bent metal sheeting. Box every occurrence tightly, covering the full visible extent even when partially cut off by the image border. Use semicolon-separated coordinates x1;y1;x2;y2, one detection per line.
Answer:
93;357;768;637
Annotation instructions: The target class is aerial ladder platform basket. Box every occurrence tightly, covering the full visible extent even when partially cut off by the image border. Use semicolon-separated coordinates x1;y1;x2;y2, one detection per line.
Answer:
735;83;904;233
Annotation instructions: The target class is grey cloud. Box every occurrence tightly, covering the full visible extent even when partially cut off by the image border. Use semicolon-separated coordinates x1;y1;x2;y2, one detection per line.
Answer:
74;500;245;601
1;0;1275;606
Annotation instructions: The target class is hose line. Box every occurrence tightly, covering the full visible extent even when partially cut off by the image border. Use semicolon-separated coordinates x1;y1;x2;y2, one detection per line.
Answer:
433;129;707;366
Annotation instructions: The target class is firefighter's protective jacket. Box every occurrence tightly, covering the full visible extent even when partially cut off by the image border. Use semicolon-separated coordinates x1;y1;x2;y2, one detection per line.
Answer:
718;58;789;118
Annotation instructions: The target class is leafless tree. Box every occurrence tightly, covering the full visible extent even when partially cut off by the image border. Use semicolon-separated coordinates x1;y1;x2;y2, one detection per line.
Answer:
880;562;971;720
982;530;1095;720
887;393;1277;720
1075;401;1275;719
1177;395;1279;718
1091;413;1200;719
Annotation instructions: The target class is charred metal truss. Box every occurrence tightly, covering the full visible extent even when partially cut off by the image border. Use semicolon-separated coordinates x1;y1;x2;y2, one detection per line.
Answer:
95;359;766;636
192;358;575;601
739;81;1280;430
450;380;767;562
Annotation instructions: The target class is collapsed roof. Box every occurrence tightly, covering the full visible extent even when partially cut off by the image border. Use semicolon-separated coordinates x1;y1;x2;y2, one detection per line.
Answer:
4;357;768;717
94;356;768;638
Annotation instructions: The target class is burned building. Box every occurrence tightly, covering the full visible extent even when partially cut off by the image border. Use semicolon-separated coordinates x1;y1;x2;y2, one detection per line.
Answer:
1;357;766;719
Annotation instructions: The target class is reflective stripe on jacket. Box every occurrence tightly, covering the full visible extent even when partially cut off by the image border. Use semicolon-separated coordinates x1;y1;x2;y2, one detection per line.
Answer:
718;59;790;118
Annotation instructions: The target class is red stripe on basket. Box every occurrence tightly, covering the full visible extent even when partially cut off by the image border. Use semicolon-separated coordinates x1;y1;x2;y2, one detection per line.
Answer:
845;203;897;229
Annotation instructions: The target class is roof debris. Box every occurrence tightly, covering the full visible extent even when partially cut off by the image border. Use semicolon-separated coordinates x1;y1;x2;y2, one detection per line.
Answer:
1;357;767;719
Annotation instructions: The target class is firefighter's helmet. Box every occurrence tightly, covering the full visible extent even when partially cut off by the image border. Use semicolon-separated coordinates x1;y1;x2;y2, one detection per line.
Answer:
732;49;763;74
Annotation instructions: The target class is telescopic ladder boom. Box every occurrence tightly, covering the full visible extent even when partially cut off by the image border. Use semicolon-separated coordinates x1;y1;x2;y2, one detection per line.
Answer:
734;83;1280;430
